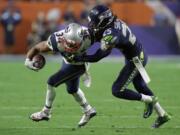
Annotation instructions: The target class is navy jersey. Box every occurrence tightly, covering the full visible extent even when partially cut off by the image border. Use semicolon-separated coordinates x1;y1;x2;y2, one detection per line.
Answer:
75;19;145;62
101;19;143;60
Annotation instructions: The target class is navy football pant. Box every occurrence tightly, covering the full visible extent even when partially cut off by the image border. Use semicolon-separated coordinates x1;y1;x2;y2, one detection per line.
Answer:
112;56;154;101
47;61;85;94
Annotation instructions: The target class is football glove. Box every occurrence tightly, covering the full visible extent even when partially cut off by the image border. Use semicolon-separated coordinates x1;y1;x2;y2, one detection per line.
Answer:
24;58;39;71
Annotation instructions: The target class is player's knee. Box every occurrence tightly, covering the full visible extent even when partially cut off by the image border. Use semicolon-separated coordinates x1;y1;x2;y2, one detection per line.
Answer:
47;76;58;87
66;84;79;94
66;88;78;94
112;83;124;98
112;89;119;97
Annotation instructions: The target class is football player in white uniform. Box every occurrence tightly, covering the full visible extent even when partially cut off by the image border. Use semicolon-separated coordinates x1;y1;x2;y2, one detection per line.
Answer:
25;23;96;127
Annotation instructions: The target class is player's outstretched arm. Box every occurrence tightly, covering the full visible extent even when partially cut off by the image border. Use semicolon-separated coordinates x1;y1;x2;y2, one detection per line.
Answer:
26;41;51;60
74;48;111;63
25;41;51;71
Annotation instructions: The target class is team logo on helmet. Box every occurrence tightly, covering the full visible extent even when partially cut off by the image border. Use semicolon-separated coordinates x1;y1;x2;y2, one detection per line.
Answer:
91;9;99;15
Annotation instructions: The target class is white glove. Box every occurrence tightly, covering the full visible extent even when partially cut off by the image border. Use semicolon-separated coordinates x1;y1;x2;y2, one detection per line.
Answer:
82;71;91;88
24;58;39;71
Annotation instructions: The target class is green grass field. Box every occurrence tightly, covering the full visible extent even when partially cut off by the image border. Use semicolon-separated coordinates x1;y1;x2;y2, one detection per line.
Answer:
0;58;180;135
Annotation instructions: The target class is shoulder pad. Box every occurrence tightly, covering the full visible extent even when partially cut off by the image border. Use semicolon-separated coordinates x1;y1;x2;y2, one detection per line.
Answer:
47;34;59;52
47;30;64;52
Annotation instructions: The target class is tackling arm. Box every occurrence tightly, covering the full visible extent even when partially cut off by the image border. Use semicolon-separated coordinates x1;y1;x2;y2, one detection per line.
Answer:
74;48;111;63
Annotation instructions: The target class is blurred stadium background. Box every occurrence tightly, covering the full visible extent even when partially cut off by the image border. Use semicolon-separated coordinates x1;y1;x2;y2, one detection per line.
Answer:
0;0;180;135
0;0;180;55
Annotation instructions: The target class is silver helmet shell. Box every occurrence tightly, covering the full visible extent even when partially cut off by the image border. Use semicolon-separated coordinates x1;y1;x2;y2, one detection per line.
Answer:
56;23;91;54
63;23;83;43
59;23;83;53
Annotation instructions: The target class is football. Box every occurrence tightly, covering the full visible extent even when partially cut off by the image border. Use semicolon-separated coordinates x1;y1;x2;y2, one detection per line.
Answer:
32;54;46;69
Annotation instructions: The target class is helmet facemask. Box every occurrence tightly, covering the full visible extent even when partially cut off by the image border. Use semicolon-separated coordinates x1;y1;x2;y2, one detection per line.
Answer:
58;37;82;53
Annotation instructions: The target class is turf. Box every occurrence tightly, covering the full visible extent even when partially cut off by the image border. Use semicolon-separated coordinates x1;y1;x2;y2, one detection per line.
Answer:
0;58;180;135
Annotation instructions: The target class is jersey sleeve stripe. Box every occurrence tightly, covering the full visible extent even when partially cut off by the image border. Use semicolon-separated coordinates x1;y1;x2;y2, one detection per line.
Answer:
50;34;59;52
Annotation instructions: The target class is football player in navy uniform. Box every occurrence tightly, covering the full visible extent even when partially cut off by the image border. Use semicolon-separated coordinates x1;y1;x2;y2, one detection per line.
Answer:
25;23;96;127
73;5;171;128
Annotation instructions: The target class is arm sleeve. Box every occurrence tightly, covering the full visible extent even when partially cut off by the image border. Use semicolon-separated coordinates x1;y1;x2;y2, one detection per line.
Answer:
80;48;111;62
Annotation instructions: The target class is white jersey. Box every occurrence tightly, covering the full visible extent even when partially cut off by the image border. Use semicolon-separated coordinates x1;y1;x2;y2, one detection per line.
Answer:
47;26;91;65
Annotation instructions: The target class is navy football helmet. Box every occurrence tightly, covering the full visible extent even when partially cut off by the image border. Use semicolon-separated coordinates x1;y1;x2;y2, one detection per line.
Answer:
88;5;115;34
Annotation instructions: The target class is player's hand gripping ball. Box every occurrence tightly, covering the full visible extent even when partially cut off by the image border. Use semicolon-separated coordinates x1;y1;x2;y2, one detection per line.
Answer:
32;54;46;70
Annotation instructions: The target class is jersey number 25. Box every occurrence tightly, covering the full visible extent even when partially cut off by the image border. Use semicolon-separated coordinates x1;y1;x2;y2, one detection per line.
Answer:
115;21;136;45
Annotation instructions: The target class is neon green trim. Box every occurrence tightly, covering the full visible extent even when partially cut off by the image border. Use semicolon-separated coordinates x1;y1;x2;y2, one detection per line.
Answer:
103;35;113;42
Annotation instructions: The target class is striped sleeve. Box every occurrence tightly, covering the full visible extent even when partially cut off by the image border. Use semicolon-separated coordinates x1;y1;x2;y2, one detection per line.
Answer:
47;34;59;52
